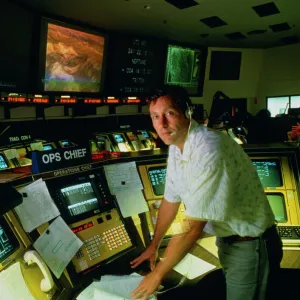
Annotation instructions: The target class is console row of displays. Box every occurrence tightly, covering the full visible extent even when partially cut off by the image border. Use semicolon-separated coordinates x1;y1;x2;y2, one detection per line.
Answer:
90;130;156;154
138;156;300;247
0;139;77;170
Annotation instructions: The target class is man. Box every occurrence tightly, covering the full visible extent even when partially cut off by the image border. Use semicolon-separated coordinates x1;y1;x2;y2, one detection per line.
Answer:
130;86;282;300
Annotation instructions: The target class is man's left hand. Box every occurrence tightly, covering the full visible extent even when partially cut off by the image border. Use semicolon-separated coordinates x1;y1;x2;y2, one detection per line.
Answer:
130;271;162;299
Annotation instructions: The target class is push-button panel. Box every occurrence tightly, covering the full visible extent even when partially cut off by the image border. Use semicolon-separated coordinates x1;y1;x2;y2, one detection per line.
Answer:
70;208;132;273
146;200;190;240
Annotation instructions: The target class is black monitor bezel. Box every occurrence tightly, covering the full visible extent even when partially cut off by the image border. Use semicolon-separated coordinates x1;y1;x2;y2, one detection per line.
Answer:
46;172;113;224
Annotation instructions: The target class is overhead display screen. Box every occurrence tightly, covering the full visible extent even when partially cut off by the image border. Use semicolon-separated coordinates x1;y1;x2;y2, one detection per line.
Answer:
164;44;206;95
43;22;106;92
106;34;165;95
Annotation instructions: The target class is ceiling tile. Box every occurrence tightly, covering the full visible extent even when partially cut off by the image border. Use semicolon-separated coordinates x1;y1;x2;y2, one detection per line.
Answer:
225;32;247;40
281;35;299;45
164;0;199;10
252;2;280;17
200;16;227;28
269;22;291;33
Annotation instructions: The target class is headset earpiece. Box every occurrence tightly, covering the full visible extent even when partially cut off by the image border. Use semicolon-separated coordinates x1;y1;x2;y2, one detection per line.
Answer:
185;102;194;119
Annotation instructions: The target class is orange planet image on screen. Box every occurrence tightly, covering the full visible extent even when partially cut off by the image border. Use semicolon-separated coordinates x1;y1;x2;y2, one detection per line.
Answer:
44;23;105;92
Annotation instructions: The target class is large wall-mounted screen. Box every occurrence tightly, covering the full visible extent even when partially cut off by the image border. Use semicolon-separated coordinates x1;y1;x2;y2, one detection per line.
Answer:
164;44;206;95
40;19;106;93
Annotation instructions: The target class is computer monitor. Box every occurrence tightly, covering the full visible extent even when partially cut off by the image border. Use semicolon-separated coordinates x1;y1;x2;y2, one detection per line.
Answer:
148;166;166;197
39;18;107;93
60;182;99;217
266;194;288;223
252;158;283;188
0;154;9;170
138;163;167;200
0;213;30;271
43;144;53;151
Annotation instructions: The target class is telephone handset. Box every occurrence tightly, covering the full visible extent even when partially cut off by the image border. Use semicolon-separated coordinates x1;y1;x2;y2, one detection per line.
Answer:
23;250;55;293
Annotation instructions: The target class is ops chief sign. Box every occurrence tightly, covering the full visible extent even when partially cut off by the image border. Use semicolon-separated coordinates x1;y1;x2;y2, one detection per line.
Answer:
31;146;91;174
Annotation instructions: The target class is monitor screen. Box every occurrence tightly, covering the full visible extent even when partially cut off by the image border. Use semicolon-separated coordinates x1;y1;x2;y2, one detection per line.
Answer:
0;154;8;170
266;194;287;223
41;19;106;92
114;134;125;143
148;166;166;196
43;145;53;151
60;182;99;216
164;44;206;95
61;141;70;147
252;159;283;188
0;216;20;264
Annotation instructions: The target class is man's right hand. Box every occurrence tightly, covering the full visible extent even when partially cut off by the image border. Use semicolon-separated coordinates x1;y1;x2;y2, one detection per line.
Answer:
130;243;158;271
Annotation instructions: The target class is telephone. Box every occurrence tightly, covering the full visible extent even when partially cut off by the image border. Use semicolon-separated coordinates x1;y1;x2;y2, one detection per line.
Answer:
24;250;55;293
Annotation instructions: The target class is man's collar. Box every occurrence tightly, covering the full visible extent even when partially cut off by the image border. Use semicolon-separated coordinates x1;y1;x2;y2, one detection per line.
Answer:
174;120;199;161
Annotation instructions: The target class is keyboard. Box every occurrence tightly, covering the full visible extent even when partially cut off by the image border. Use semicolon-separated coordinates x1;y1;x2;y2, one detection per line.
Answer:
277;226;300;240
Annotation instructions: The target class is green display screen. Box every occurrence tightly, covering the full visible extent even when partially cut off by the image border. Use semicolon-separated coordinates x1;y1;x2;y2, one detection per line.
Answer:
266;194;287;223
252;159;283;188
148;166;166;196
164;44;201;90
0;216;19;263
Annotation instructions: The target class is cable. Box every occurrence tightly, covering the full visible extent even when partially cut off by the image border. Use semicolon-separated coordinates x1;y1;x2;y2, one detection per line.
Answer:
156;276;187;294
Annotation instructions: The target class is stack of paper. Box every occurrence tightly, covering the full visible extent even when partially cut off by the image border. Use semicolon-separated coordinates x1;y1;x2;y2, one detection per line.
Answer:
77;273;158;300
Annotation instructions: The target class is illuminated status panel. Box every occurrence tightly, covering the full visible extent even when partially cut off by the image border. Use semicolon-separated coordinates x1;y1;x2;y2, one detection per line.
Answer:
252;159;283;188
61;183;99;217
148;166;166;196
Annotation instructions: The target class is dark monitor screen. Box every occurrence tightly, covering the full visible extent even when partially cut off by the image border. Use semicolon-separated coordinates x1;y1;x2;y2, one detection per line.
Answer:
252;159;283;188
266;194;287;223
148;166;166;196
0;154;8;170
0;216;20;263
114;134;125;143
60;182;99;217
43;145;53;151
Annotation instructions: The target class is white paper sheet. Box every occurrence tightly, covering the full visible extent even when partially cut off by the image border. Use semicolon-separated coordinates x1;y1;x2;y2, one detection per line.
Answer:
93;273;157;300
114;189;149;218
0;262;35;300
33;216;83;278
76;282;94;300
104;162;143;194
170;253;216;279
15;179;60;232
